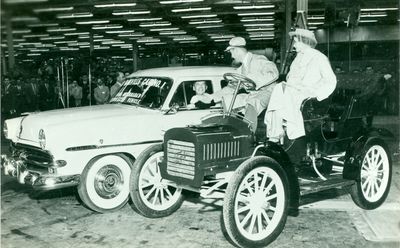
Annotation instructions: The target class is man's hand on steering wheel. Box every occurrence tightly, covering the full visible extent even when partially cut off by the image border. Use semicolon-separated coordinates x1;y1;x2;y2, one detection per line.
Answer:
223;73;256;91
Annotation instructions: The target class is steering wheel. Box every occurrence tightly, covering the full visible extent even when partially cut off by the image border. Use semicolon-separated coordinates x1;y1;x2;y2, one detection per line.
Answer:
223;73;256;91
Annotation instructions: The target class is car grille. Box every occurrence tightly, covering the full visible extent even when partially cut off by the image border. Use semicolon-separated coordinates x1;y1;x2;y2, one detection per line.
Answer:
166;140;195;180
203;140;240;161
11;143;54;171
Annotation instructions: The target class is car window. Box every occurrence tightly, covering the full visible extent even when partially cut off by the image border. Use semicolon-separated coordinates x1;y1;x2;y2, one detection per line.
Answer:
110;77;172;109
170;80;213;108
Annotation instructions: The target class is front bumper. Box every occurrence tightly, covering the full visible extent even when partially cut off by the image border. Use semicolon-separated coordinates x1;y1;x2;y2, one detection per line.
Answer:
1;155;80;190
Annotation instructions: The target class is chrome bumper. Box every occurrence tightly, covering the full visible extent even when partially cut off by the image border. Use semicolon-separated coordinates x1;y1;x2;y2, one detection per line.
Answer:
1;155;80;190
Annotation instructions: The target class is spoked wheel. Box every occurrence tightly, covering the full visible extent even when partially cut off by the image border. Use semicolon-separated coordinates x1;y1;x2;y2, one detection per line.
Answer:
78;154;132;213
223;157;289;248
130;144;184;218
350;140;392;209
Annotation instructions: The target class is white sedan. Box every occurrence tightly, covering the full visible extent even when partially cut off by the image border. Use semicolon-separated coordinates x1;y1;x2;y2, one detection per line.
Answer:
1;66;235;213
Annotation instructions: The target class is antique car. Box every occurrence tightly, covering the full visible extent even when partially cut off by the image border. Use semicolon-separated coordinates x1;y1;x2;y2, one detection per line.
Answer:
1;66;235;213
129;73;393;247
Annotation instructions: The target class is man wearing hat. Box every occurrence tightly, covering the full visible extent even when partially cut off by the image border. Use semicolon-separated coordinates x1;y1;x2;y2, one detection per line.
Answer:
215;36;279;118
265;28;337;143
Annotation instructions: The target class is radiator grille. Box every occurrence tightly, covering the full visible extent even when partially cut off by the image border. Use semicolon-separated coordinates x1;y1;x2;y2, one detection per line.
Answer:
12;143;54;169
167;140;195;180
203;140;240;161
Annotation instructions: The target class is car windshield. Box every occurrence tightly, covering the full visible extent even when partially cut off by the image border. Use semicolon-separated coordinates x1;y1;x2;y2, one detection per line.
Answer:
109;77;173;109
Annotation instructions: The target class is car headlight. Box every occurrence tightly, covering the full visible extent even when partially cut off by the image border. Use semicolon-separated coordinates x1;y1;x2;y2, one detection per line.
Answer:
39;129;46;149
3;122;8;138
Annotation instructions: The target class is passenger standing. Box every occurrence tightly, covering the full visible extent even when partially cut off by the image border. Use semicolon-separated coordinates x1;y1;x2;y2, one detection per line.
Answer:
265;28;337;142
94;77;110;105
110;72;125;98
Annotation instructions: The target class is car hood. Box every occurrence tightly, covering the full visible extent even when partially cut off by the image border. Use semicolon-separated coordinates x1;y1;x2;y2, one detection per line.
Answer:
16;104;167;149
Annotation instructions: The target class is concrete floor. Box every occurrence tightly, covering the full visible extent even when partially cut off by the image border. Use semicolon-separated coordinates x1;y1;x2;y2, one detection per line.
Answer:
1;115;399;248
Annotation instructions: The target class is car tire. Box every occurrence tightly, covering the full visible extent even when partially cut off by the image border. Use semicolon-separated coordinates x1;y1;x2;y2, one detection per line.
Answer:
349;140;392;210
130;144;184;218
222;156;289;248
78;154;132;213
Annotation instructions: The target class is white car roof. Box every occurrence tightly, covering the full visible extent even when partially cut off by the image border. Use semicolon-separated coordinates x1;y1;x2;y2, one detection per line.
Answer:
128;66;235;79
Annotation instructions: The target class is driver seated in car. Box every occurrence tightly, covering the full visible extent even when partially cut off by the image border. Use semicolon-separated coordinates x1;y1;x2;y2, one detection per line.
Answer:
187;80;215;109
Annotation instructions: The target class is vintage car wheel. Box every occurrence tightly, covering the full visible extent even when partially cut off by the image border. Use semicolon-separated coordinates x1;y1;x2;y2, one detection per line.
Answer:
222;157;289;248
130;144;184;218
78;154;132;213
350;141;392;210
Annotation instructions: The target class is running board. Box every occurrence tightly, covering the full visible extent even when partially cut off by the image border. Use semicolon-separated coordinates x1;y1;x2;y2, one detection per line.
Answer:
300;178;355;196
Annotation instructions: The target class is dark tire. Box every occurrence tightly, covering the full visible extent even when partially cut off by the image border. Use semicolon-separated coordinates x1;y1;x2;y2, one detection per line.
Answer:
222;156;289;248
78;154;132;213
350;140;392;209
130;144;184;218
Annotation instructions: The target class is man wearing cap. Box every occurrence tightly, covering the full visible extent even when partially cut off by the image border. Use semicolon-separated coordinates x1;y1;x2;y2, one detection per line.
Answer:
265;28;337;143
215;36;279;117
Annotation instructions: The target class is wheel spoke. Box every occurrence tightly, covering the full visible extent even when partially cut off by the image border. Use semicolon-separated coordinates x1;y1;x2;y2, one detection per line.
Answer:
237;205;251;214
261;208;271;225
269;206;276;212
160;188;165;205
240;210;253;228
237;193;250;203
165;187;173;198
152;188;160;205
257;212;263;233
265;193;277;202
259;172;268;192
140;182;154;189
366;181;372;197
145;185;156;199
248;213;257;234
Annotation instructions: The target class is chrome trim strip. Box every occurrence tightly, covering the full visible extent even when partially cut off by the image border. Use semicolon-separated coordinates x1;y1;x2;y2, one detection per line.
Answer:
66;140;162;151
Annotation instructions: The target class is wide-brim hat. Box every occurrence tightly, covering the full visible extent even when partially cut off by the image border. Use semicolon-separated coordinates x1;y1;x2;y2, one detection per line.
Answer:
289;28;317;44
225;36;246;51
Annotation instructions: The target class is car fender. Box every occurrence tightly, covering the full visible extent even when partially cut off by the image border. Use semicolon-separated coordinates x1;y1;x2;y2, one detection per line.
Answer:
343;128;393;181
253;142;300;215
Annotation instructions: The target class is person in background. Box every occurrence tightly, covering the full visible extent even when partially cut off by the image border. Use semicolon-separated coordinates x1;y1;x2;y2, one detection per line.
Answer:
188;81;214;109
110;71;125;98
80;75;90;106
69;80;83;107
1;76;18;118
38;77;55;111
265;28;337;143
94;77;110;105
25;77;39;112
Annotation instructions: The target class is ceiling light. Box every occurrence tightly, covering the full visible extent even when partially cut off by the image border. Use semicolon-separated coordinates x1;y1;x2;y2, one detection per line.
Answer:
195;25;224;29
210;34;234;39
102;41;125;45
246;27;274;32
57;13;93;19
40;36;65;40
11;16;39;22
145;42;167;45
360;13;387;17
112;10;150;15
140;21;171;27
76;20;110;25
92;24;123;30
308;22;324;25
160;0;203;4
361;8;398;11
181;14;217;19
14;38;26;42
137;38;161;43
159;31;187;35
94;46;111;50
214;39;230;42
60;47;79;51
307;16;325;20
11;29;31;34
95;3;137;8
172;36;197;41
248;33;274;37
189;19;221;24
54;40;77;44
150;27;179;31
28;23;58;27
243;23;274;27
240;17;274;22
250;37;274;40
233;5;274;10
33;7;73;13
27;53;41;56
128;17;162;22
172;7;211;13
78;36;90;39
179;40;201;43
65;32;89;36
358;19;379;23
5;0;47;4
23;34;49;38
19;42;42;46
47;27;77;32
238;12;274;16
118;33;145;37
106;30;135;34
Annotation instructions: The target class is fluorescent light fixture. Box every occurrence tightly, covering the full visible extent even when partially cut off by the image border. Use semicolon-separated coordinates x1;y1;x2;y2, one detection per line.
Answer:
94;46;111;50
248;33;274;38
238;12;274;16
159;30;187;35
47;27;77;32
179;41;201;44
95;3;136;8
30;49;49;52
150;27;179;31
19;42;42;46
250;37;274;40
189;19;221;24
12;29;31;34
240;17;274;22
246;27;274;32
172;7;211;13
361;8;398;11
307;16;325;20
22;59;34;62
27;53;41;56
243;23;274;27
210;34;234;39
214;39;230;42
308;22;324;25
65;32;89;36
54;40;77;44
181;14;217;19
11;16;39;22
76;20;110;25
106;30;135;34
195;25;224;29
93;38;113;42
233;5;274;10
360;13;387;17
145;42;167;45
60;47;79;51
57;13;93;19
102;41;125;45
28;23;58;27
140;21;171;27
160;0;203;4
172;36;197;41
68;42;90;46
14;38;26;42
92;24;123;30
128;17;162;22
119;33;145;37
23;34;49;38
137;38;161;43
5;0;47;4
78;36;90;39
40;36;65;40
34;7;73;13
309;26;318;30
359;19;379;23
112;10;150;15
